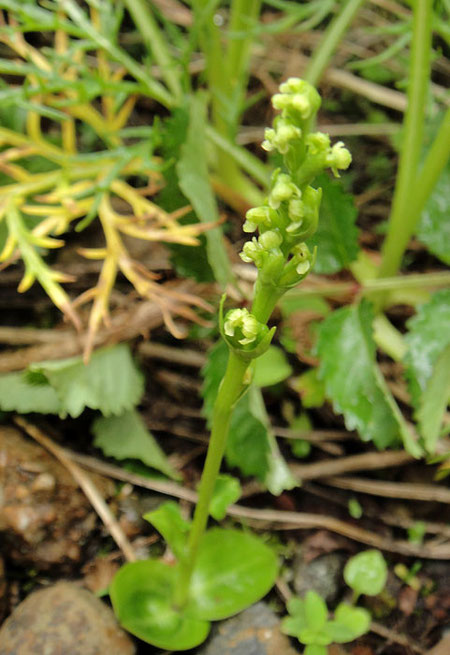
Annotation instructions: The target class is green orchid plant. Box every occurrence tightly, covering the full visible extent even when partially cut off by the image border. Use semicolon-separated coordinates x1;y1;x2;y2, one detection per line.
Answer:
109;78;352;651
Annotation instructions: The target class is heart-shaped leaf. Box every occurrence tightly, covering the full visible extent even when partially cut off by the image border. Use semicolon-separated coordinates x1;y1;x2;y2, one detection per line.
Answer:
109;559;210;650
187;528;278;620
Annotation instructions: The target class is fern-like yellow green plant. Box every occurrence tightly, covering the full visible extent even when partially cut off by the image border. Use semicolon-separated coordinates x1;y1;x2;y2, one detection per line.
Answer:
0;6;210;360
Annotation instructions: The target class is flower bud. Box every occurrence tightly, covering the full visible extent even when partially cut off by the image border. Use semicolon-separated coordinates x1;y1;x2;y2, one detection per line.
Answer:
259;229;283;250
327;141;352;177
222;307;275;360
269;172;300;209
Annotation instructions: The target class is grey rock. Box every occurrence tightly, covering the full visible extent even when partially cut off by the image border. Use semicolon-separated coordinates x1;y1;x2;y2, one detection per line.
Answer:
293;552;345;604
0;582;135;655
195;602;299;655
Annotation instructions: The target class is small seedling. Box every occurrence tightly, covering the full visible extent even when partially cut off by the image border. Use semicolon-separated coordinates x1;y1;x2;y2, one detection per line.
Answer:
282;550;388;654
109;77;352;650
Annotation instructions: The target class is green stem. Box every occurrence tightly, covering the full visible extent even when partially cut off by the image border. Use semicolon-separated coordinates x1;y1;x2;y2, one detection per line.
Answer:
378;0;433;279
123;0;183;103
174;351;250;608
304;0;365;86
251;279;284;324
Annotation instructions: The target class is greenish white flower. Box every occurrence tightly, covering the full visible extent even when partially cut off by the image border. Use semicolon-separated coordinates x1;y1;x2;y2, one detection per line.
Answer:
243;206;271;233
262;120;302;154
259;229;283;250
272;78;321;120
224;308;260;345
269;172;300;209
328;141;352;177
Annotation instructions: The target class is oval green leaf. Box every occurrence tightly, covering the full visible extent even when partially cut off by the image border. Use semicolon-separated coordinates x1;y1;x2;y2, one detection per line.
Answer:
344;550;388;596
187;528;279;620
109;560;210;650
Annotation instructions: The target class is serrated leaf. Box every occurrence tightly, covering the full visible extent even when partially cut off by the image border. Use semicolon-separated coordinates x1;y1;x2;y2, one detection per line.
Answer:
0;371;61;414
316;300;421;455
416;162;450;265
417;344;450;454
177;92;232;288
308;173;359;274
252;345;292;387
202;341;296;494
209;474;241;520
92;409;178;479
405;289;450;410
143;501;190;559
30;344;144;418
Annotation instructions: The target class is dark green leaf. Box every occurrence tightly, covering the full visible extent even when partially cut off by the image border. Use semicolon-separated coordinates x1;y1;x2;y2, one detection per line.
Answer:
417;344;450;454
143;501;190;560
109;559;210;649
209;475;242;520
252;345;293;387
92;410;178;479
404;289;450;410
177;92;232;288
187;528;278;620
0;371;61;414
308;173;359;274
417;165;450;265
316;300;421;455
344;550;387;596
29;344;144;418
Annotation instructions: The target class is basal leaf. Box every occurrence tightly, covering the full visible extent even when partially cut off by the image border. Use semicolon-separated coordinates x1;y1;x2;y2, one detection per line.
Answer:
0;371;61;414
416;162;450;265
177;92;232;288
417;344;450;454
110;559;210;650
143;501;190;559
316;300;421;455
308;173;359;274
29;344;144;418
92;409;178;479
187;528;278;621
209;474;242;520
327;604;371;642
252;345;293;387
404;289;450;410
